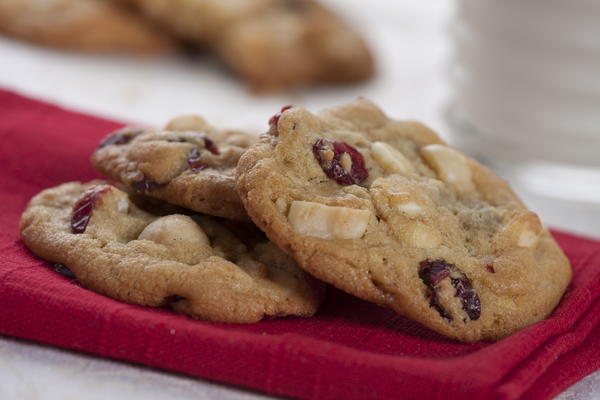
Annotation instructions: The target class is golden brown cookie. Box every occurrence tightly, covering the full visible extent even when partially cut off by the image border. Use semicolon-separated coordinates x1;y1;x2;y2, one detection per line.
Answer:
0;0;173;53
235;99;572;342
20;181;324;323
91;115;254;220
116;0;374;90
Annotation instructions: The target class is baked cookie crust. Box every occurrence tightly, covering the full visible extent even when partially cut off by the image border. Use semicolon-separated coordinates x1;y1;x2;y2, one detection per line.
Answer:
20;181;324;323
92;115;254;220
236;99;572;342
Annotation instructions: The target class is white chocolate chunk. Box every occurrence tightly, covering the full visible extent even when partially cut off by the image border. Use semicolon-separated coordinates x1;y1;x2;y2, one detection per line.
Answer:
371;177;425;217
139;215;210;247
518;229;539;248
340;152;353;172
421;144;475;194
396;201;423;216
371;142;415;175
275;198;288;214
497;211;542;249
403;221;442;248
515;212;542;249
117;196;129;213
388;193;424;216
287;201;371;240
322;148;334;162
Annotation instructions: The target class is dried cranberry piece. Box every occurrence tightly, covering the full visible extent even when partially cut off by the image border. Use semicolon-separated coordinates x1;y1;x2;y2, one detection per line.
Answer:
166;294;185;303
419;259;481;321
132;178;165;192
188;148;208;171
162;295;186;308
486;264;496;273
167;135;219;155
166;137;187;143
451;277;481;320
203;136;219;155
268;104;294;126
186;136;219;171
71;186;110;234
313;138;368;185
431;268;450;285
98;131;137;148
54;263;75;279
419;259;454;320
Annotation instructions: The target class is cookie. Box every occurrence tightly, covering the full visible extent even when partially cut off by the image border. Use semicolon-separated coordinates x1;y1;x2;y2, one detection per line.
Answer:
20;181;323;323
0;0;173;53
235;99;572;342
91;115;254;220
116;0;374;90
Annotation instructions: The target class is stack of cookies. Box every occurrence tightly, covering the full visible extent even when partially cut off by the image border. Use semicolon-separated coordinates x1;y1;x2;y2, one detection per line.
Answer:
20;99;572;342
0;0;374;90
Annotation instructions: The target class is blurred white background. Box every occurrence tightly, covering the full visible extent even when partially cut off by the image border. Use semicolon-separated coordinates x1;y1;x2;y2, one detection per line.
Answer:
0;0;597;399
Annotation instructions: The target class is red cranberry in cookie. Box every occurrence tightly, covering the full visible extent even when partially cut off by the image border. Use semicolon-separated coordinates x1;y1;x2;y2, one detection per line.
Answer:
188;148;208;171
269;105;294;126
71;185;111;233
202;136;220;155
98;128;142;148
313;138;368;185
419;259;480;321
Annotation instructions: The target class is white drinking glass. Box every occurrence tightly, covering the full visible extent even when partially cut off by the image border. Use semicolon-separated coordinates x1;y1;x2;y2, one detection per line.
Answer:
447;0;600;235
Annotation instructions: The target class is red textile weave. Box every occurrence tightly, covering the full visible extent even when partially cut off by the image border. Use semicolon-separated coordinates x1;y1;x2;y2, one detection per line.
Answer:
1;89;599;400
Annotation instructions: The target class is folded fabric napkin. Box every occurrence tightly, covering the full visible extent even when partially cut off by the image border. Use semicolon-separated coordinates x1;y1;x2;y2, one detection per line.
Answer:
0;89;598;400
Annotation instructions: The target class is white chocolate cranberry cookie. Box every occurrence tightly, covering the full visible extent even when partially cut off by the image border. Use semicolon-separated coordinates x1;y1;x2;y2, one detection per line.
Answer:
236;99;572;342
91;115;254;220
0;0;173;53
116;0;374;90
20;181;323;323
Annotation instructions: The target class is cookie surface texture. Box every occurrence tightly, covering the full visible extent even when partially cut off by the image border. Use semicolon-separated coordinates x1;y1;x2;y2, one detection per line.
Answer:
236;99;572;342
20;182;323;323
91;115;254;220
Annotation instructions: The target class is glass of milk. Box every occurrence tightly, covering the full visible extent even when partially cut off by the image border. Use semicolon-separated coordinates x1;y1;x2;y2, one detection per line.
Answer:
447;0;600;235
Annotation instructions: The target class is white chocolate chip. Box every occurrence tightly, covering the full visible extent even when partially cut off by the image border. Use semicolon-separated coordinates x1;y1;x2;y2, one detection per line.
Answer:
117;196;129;213
404;221;442;248
388;193;424;216
396;201;423;216
518;229;539;248
139;215;210;247
498;211;542;249
371;177;425;217
275;198;288;214
340;152;353;172
322;149;334;162
516;212;542;248
287;201;371;240
421;144;475;194
371;141;416;175
342;185;370;199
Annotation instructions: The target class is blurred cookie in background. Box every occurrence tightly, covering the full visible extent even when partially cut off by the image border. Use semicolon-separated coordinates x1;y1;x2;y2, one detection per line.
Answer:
117;0;375;90
0;0;374;90
0;0;173;53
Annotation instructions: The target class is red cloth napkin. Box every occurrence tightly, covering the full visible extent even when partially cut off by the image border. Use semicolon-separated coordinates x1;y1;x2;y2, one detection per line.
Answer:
1;89;599;400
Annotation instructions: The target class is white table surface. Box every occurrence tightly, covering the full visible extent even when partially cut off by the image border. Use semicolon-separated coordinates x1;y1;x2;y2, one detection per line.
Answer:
0;0;598;398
